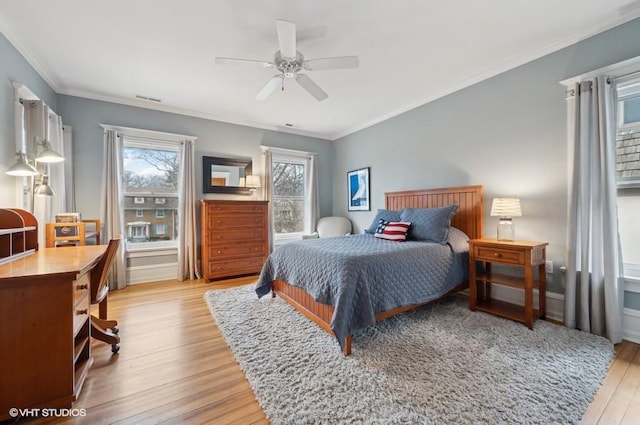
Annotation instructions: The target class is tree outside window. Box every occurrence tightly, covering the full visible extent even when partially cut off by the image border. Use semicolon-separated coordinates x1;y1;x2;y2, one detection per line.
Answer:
122;144;179;244
272;159;305;234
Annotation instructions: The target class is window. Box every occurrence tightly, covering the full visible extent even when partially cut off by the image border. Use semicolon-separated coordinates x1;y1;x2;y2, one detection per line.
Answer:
154;224;168;235
122;140;180;247
616;76;640;278
269;149;315;242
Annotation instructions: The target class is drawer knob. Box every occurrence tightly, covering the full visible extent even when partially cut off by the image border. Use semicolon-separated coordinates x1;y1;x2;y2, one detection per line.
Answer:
494;253;501;257
76;284;88;290
217;250;221;254
76;309;88;315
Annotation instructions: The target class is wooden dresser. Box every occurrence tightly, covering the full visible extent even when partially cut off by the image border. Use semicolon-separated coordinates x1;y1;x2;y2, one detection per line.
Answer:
200;200;269;281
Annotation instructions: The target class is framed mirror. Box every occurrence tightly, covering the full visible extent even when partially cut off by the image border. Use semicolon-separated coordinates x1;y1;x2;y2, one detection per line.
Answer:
203;156;252;194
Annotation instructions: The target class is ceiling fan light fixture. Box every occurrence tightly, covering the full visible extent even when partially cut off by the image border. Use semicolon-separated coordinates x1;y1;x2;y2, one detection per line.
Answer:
215;19;359;101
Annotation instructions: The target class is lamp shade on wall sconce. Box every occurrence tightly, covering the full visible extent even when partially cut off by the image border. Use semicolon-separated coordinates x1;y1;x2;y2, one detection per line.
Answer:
6;152;39;176
490;198;522;241
34;175;55;197
35;140;64;163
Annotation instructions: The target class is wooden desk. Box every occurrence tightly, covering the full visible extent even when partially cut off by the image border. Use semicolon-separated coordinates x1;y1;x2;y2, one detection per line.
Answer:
0;245;107;421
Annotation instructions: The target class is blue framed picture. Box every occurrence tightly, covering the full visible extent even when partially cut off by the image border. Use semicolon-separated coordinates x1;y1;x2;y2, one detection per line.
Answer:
347;167;370;211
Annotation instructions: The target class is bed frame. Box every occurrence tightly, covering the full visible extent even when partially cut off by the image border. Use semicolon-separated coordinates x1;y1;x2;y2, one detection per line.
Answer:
272;185;484;355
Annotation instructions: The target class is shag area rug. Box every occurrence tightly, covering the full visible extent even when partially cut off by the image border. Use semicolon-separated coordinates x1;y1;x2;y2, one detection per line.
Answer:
205;285;613;424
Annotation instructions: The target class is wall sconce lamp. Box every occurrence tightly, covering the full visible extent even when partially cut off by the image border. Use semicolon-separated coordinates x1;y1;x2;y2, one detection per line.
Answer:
490;197;522;241
5;139;64;203
6;151;39;176
35;140;64;163
34;174;55;196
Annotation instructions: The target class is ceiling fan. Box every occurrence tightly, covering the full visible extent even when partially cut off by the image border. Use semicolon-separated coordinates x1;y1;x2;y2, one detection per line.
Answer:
215;20;359;102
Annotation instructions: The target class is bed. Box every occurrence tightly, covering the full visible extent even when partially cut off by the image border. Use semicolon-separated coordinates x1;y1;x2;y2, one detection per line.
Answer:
256;185;483;355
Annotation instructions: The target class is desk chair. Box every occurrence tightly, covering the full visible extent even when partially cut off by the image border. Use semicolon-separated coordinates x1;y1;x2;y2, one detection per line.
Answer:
90;237;121;354
46;219;101;247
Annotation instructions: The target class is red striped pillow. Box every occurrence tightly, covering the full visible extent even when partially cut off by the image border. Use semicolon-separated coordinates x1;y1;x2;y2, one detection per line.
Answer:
373;220;411;241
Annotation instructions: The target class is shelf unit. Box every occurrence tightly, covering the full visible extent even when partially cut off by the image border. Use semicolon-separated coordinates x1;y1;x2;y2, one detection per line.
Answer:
0;208;38;264
468;238;548;329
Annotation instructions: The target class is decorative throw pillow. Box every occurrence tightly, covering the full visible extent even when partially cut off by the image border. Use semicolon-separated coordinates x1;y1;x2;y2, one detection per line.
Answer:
365;209;402;234
400;204;458;244
373;219;411;241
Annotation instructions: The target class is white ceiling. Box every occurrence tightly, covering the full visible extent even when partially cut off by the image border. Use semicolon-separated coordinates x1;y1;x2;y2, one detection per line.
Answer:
1;1;640;140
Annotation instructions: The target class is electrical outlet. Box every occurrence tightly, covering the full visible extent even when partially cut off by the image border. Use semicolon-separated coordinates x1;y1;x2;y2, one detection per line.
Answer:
545;260;553;274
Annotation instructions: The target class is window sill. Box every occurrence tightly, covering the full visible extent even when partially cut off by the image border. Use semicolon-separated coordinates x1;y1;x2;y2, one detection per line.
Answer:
126;243;178;258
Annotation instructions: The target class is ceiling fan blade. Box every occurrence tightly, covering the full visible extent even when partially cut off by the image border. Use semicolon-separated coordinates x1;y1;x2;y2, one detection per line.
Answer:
255;75;283;100
276;20;297;59
303;56;359;71
215;57;274;68
296;74;328;101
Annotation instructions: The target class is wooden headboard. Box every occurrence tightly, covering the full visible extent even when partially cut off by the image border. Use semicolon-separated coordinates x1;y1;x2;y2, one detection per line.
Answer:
385;185;483;239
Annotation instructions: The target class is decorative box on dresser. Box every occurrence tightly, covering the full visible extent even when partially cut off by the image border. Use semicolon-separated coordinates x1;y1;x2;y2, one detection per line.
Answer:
200;200;269;281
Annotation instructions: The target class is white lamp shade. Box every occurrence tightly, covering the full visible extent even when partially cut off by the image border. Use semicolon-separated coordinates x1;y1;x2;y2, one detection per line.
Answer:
245;175;261;188
34;175;55;196
35;140;64;163
6;152;39;176
490;198;522;218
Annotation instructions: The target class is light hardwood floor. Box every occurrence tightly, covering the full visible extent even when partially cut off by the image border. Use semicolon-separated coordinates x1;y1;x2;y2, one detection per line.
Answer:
20;278;640;424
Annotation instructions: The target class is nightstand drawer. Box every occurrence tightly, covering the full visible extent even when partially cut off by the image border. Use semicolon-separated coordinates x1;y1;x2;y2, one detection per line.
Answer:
474;246;524;265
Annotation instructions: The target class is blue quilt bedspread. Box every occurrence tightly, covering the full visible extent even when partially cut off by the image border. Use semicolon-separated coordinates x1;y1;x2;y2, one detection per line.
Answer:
255;233;468;349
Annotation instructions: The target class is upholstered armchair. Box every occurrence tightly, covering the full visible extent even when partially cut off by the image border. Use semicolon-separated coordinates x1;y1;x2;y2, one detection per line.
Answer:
303;216;352;239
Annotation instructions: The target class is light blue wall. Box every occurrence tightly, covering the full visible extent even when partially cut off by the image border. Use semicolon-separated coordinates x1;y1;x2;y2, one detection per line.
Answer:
333;18;640;295
0;32;57;207
55;94;334;227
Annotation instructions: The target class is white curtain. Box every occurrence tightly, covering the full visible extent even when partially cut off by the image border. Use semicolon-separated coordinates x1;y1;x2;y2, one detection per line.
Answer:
565;76;624;343
307;153;319;234
177;138;200;280
262;148;274;253
101;129;127;290
22;100;68;246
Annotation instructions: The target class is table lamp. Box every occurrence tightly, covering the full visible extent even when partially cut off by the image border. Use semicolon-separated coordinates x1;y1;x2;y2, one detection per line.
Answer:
490;198;522;241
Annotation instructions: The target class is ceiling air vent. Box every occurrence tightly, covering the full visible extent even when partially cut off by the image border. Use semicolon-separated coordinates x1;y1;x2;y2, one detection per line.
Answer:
134;94;162;103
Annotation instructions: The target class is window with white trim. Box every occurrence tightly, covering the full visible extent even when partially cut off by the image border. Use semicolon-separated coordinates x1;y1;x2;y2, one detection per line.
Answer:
271;151;313;240
122;139;180;248
616;76;640;278
135;209;144;217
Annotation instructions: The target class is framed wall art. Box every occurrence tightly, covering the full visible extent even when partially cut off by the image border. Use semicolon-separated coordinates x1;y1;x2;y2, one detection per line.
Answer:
347;167;370;211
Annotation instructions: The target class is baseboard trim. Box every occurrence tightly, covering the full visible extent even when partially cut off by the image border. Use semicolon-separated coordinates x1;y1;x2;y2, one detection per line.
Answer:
623;308;640;344
127;263;177;284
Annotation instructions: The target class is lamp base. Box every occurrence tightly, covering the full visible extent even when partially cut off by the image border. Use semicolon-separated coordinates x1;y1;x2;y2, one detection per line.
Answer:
497;217;515;241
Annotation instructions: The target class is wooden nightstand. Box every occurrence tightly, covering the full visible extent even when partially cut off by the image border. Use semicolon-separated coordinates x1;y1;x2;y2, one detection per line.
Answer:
468;238;548;328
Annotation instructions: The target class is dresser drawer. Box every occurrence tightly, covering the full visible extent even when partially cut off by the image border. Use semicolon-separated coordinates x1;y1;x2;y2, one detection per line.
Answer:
209;244;265;259
208;256;265;278
207;203;266;215
474;246;524;265
209;229;264;244
207;215;264;229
